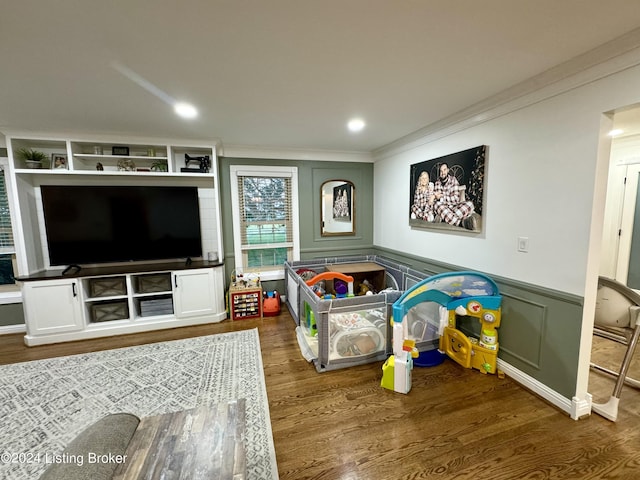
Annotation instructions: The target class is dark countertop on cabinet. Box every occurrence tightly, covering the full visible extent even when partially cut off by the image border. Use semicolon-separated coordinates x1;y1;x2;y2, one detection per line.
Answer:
16;260;224;282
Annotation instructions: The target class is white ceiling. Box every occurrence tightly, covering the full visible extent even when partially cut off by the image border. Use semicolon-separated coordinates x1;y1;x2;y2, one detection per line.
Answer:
2;1;640;153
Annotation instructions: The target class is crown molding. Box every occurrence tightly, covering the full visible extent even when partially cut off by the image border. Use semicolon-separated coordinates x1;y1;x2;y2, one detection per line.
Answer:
220;144;373;163
373;27;640;161
0;130;222;150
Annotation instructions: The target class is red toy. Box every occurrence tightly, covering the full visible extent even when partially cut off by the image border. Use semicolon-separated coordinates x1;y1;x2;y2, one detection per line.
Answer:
263;291;281;316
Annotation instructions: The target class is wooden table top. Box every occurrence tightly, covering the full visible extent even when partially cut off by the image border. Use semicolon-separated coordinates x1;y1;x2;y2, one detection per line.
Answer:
113;399;246;480
327;262;385;274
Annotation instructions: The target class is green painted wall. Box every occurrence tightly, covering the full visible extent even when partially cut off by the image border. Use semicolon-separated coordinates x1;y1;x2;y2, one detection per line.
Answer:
0;302;24;326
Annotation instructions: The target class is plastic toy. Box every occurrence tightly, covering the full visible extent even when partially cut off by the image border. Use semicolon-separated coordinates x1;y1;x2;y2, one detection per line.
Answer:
381;271;502;394
414;349;446;367
381;316;419;394
305;271;355;298
331;313;385;357
304;302;318;336
440;296;501;375
263;291;281;316
358;279;376;296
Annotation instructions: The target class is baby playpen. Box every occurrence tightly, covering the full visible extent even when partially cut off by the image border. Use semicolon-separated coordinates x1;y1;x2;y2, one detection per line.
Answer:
284;255;440;372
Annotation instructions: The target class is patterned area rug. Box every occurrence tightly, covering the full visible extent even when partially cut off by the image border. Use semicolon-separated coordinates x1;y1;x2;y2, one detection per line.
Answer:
0;328;278;480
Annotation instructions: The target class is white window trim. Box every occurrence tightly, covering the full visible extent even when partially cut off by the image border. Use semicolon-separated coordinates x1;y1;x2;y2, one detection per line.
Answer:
230;165;300;281
0;158;21;302
0;158;14;253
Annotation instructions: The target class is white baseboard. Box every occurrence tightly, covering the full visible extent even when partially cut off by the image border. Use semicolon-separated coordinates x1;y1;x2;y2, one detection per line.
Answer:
0;290;22;304
572;392;593;420
497;359;592;420
0;323;26;335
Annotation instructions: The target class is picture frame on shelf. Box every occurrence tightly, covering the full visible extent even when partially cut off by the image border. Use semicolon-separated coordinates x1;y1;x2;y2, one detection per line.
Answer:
51;153;68;170
117;158;136;171
112;146;130;156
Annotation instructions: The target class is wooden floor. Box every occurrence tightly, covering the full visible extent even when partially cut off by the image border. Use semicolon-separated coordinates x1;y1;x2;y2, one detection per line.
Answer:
2;312;640;479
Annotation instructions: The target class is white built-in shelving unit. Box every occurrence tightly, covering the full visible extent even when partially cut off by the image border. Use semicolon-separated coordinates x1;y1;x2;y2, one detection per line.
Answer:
4;132;227;345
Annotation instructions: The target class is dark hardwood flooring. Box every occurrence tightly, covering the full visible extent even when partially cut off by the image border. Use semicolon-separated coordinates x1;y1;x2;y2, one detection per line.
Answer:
2;312;640;479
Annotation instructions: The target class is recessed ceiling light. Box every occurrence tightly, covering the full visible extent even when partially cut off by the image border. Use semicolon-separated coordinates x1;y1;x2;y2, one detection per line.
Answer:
608;128;624;137
174;102;198;119
347;118;365;132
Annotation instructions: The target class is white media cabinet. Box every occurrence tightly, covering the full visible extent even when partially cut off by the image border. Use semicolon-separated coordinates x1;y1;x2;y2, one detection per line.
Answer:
18;261;226;346
4;132;223;278
3;132;227;345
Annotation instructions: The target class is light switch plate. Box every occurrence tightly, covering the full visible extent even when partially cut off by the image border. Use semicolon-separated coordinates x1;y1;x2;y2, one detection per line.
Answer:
517;236;529;253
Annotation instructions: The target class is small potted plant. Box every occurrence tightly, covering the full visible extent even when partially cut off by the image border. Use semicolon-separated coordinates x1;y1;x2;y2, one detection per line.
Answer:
151;160;168;172
16;148;48;169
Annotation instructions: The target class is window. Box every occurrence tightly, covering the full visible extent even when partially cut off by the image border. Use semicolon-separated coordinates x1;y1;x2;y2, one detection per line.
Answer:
230;166;299;280
0;159;16;287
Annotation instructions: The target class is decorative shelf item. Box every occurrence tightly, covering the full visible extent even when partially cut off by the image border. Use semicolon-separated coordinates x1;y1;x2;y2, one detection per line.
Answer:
16;148;49;169
117;158;136;171
112;146;130;156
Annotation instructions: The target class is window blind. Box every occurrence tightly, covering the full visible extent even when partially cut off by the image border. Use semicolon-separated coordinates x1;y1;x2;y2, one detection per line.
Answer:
0;170;14;250
236;174;293;268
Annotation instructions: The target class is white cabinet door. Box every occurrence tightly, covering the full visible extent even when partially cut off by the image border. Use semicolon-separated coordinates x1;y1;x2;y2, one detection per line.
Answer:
172;268;218;318
22;279;84;336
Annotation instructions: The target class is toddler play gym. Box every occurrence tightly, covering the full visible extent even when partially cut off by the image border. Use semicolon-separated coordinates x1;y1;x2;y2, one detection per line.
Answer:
381;271;502;394
285;256;504;388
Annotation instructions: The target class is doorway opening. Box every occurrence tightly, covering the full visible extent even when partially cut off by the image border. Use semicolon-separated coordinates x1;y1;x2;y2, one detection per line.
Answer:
592;103;640;420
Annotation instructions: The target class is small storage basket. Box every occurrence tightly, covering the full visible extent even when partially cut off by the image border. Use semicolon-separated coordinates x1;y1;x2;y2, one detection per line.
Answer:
89;277;127;298
91;301;129;322
136;274;171;294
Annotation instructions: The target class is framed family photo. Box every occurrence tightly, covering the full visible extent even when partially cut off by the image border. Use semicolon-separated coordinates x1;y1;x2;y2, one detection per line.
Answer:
51;153;68;170
332;183;352;221
321;180;355;236
409;145;486;233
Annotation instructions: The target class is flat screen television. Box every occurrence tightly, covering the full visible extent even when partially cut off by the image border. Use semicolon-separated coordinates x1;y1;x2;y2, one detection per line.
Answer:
41;185;202;266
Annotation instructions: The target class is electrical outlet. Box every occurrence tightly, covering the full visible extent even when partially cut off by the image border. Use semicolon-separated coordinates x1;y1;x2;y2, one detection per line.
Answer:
517;236;529;253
